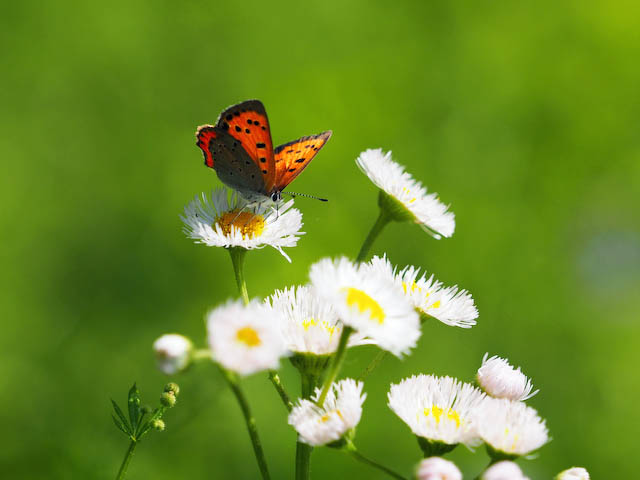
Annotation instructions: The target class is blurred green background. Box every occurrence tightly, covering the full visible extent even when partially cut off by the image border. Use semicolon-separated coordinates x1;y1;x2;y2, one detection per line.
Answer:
2;0;639;478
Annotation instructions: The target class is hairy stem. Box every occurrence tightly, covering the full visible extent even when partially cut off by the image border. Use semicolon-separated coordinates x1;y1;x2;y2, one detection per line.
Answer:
358;349;388;381
316;327;352;406
229;247;249;305
356;210;391;263
269;370;293;412
295;373;318;480
115;440;137;480
346;446;407;480
221;368;271;480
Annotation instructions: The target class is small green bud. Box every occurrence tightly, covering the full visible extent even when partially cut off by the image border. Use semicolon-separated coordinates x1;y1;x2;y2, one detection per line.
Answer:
160;391;177;408
141;405;153;415
164;382;180;397
152;419;165;431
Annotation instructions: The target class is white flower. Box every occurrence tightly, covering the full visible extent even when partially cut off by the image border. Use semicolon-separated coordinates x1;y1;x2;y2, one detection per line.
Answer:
481;461;530;480
556;467;590;480
310;257;420;357
267;285;370;356
356;148;455;238
288;379;366;446
153;334;193;375
476;397;550;456
206;299;287;376
181;188;304;261
416;457;462;480
367;256;478;328
477;354;538;401
388;375;486;447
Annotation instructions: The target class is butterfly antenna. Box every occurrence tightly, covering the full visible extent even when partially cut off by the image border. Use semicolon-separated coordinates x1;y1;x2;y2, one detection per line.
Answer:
285;191;329;202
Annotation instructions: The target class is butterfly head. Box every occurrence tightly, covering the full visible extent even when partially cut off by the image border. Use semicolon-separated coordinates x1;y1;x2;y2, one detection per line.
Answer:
270;191;282;203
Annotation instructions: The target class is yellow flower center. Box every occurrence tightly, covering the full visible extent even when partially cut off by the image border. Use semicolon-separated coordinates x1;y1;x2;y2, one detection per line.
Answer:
423;405;462;428
301;318;340;337
236;326;261;347
402;282;440;310
216;210;265;239
344;287;385;324
320;409;344;423
401;187;417;203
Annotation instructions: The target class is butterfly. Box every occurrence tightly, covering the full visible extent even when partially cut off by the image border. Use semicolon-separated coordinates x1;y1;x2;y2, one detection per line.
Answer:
196;99;332;204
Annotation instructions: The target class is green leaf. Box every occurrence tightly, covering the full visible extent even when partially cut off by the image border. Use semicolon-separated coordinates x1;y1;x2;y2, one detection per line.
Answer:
112;414;130;436
128;383;141;432
111;399;131;433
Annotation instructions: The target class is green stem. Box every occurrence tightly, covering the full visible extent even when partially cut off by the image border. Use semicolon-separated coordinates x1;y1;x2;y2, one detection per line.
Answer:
358;350;388;381
115;440;137;480
229;247;249;305
346;446;407;480
316;327;353;406
228;248;293;412
221;368;271;480
268;370;293;412
356;210;391;263
295;373;317;480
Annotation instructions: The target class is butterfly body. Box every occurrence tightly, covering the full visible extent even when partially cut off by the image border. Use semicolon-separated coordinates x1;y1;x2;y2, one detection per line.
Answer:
196;100;331;204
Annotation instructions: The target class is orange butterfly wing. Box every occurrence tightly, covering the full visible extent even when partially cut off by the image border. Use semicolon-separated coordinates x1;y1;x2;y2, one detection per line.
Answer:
214;100;276;191
195;126;217;167
273;131;332;191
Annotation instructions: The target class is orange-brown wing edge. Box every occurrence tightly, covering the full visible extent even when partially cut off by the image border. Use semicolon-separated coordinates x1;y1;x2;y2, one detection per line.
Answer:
273;130;332;191
196;125;217;168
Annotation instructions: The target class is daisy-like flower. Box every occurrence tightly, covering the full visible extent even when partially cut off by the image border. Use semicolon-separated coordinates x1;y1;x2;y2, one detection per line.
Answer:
207;299;287;376
477;353;538;401
181;188;303;262
310;257;420;357
476;397;550;457
556;467;590;480
367;256;478;328
356;148;455;239
416;457;462;480
153;334;193;375
481;461;530;480
288;379;366;446
268;285;370;356
388;375;486;455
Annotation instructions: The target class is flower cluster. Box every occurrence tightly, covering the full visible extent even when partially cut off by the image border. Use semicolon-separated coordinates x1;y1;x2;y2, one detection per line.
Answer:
149;148;588;480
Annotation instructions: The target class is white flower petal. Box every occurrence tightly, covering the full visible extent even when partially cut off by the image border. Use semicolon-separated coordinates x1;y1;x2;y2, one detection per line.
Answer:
416;457;462;480
477;353;538;401
207;299;287;376
476;397;550;456
267;285;370;355
288;379;366;446
366;256;478;328
556;467;590;480
310;257;420;357
481;461;530;480
181;188;304;261
356;148;455;238
388;375;486;446
153;334;193;375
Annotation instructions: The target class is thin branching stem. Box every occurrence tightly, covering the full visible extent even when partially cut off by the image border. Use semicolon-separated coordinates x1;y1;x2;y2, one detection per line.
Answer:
115;440;137;480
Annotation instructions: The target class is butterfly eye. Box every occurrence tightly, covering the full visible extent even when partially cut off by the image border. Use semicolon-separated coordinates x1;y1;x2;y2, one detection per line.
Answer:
271;192;281;202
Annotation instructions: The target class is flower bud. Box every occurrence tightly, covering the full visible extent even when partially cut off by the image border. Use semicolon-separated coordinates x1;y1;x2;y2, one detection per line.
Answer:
160;391;177;408
164;382;180;397
152;419;165;431
416;457;462;480
481;461;529;480
477;353;538;401
153;334;193;375
556;467;590;480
